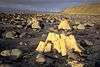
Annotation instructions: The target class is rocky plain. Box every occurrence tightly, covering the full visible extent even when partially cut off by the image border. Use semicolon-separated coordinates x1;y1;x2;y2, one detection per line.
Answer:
0;10;100;67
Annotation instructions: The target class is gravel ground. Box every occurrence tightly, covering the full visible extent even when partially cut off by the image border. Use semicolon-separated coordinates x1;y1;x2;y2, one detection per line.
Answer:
0;12;100;67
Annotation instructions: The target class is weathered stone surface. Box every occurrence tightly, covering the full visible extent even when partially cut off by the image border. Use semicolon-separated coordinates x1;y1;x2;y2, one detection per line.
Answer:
11;49;22;58
44;42;52;53
68;61;84;67
5;31;15;39
64;34;82;53
73;26;77;29
36;32;82;56
19;32;26;38
1;50;11;56
60;38;67;56
77;24;85;30
31;18;41;29
46;32;59;43
36;54;46;63
84;39;94;46
75;21;80;25
58;19;71;30
16;25;23;28
36;41;46;52
0;49;22;58
53;39;61;53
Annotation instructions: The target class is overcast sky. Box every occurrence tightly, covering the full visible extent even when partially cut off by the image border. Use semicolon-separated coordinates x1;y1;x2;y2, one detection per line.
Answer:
0;0;100;12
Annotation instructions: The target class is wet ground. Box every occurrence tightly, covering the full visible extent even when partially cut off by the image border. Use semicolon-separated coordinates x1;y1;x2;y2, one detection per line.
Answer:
0;12;100;67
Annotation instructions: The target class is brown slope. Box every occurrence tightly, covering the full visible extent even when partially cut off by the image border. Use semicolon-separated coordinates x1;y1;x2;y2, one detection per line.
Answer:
62;3;100;15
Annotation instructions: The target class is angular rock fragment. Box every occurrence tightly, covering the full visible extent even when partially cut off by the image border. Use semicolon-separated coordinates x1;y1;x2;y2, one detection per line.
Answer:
58;19;71;30
61;34;82;53
46;32;59;43
44;42;52;53
68;35;82;52
36;32;82;56
77;24;85;30
0;49;22;58
84;39;94;46
36;54;46;63
35;19;83;56
5;31;16;39
36;41;46;52
53;39;61;53
0;50;11;57
11;49;22;58
68;61;84;67
16;25;23;28
31;18;41;29
60;38;67;56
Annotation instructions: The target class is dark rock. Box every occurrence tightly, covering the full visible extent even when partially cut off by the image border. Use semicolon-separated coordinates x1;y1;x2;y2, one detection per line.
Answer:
84;40;94;46
19;33;26;38
0;64;14;67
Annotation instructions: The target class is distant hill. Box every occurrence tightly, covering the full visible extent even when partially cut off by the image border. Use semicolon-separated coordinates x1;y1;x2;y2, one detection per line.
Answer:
62;3;100;15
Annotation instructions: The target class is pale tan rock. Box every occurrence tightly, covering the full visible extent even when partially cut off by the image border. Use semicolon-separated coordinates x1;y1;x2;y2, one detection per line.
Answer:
31;18;40;29
36;33;82;56
60;33;67;40
35;16;83;56
46;32;59;43
60;38;67;56
36;41;46;52
69;35;82;52
60;34;82;52
44;42;52;53
53;39;61;53
65;35;82;52
58;19;71;30
68;61;84;67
